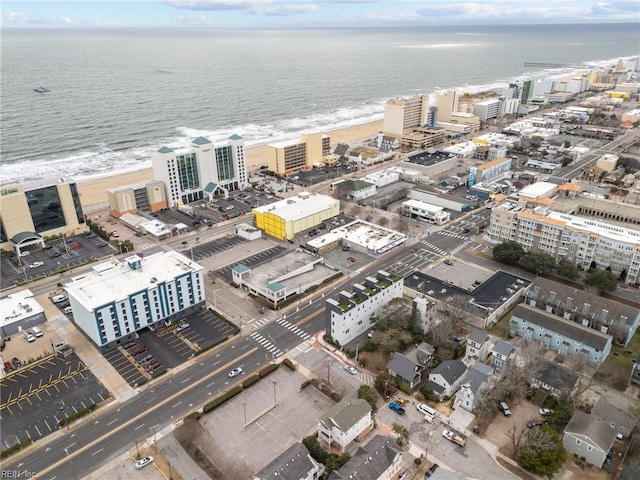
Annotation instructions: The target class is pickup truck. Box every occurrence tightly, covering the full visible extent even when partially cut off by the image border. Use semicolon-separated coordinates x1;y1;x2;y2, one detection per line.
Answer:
442;429;466;447
388;401;406;415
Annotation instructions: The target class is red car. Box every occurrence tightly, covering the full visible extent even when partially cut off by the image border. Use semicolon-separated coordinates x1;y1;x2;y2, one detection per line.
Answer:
3;361;12;372
69;242;81;250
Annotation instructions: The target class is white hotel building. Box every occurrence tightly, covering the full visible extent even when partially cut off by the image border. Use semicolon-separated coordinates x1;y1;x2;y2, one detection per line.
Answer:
152;135;248;208
65;251;205;349
325;270;403;346
487;204;640;284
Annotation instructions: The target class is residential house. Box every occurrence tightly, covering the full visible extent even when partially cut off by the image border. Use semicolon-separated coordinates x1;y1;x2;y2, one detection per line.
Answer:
427;360;467;400
563;410;617;467
465;329;490;364
509;304;613;365
530;359;578;397
386;343;434;389
332;179;376;201
254;442;325;480
592;395;636;440
455;362;494;412
317;397;373;454
491;340;517;376
328;435;403;480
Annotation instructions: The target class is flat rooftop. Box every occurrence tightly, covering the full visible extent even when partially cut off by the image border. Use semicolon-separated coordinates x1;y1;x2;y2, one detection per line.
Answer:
1;289;44;328
404;150;455;167
324;219;406;256
65;251;203;309
252;192;338;222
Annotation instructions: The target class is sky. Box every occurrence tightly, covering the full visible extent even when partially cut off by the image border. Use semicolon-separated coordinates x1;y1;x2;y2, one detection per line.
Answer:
2;0;639;28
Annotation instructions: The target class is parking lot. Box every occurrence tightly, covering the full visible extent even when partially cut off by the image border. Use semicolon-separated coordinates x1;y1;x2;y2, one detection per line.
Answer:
288;165;353;187
0;234;115;290
180;236;247;262
103;309;238;386
215;245;287;281
0;352;111;449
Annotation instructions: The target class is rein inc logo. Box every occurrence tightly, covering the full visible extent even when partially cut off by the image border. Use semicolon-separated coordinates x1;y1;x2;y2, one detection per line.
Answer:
1;470;35;478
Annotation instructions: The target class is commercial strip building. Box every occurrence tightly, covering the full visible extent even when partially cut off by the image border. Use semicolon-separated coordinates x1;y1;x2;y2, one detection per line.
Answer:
0;289;46;338
0;180;87;255
326;270;403;346
252;192;340;241
231;249;339;307
152;135;248;208
64;251;205;350
400;199;450;225
485;203;640;284
107;180;167;218
267;132;331;175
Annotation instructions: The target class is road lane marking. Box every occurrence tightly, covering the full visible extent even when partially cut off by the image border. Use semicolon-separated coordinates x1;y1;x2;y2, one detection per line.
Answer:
134;423;145;431
107;418;119;426
92;448;103;456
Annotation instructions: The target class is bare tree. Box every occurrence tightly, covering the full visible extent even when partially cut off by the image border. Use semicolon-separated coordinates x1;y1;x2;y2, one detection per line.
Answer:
506;421;529;457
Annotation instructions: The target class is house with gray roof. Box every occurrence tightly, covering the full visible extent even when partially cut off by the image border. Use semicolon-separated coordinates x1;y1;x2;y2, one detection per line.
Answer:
592;395;636;440
491;340;517;376
254;442;325;480
525;277;640;346
530;359;578;397
318;396;373;454
427;360;467;400
455;362;494;412
465;329;490;364
509;304;613;365
387;343;434;389
328;435;403;480
563;410;617;467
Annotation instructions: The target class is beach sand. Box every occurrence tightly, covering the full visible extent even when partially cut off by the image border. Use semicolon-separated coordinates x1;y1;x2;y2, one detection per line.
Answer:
77;120;384;207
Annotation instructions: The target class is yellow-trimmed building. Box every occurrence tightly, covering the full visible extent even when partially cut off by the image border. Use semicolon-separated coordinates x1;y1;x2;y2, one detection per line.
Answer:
107;180;167;218
0;181;87;254
252;192;339;240
267;132;331;175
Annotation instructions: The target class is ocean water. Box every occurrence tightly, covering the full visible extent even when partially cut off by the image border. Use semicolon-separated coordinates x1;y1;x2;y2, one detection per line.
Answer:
1;24;638;185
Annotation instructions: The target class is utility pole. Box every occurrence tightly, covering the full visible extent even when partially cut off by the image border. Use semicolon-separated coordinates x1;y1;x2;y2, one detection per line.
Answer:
242;402;247;428
327;359;333;386
355;341;359;365
135;440;140;459
272;381;277;406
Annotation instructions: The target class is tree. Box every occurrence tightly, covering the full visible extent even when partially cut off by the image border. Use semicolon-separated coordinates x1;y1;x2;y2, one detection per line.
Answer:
517;426;566;478
506;421;528;457
544;402;573;433
585;269;618;292
375;371;394;399
392;422;410;447
555;262;579;280
518;252;556;275
493;241;525;264
357;384;379;410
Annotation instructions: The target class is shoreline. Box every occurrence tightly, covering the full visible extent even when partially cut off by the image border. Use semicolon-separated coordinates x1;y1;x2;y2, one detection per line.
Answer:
77;119;384;207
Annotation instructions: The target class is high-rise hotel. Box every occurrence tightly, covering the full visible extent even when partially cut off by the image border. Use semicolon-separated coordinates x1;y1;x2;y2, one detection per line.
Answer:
152;134;248;207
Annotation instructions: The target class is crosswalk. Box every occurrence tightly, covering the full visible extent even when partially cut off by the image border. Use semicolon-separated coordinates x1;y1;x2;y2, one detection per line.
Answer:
249;332;283;359
355;371;375;386
275;318;312;341
419;241;447;256
436;230;468;241
248;317;270;329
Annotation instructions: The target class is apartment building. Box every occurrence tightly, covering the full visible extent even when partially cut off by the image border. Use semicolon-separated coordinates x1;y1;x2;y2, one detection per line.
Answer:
486;204;640;284
383;94;429;139
64;251;205;350
472;96;520;122
267;132;331;175
0;180;86;254
152;135;248;208
436;90;481;133
107;180;167;218
317;397;373;454
325;271;403;346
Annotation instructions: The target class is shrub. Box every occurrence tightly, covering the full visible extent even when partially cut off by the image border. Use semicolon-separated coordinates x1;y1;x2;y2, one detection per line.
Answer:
0;438;33;459
58;403;97;427
151;367;167;378
414;458;422;466
302;435;327;464
242;375;260;388
203;386;243;413
184;411;202;421
398;383;413;395
282;358;297;370
259;363;279;378
195;336;229;355
300;380;311;390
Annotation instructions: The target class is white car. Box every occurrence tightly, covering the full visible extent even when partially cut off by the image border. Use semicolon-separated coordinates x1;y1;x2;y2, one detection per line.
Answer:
344;365;357;375
539;408;553;416
228;367;243;378
111;231;119;237
135;456;154;470
176;323;190;333
416;403;433;416
29;261;44;268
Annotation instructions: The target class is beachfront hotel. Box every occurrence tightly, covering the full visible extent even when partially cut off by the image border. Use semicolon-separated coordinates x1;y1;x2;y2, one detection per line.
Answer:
64;251;205;350
266;131;331;175
152;134;248;208
0;180;86;255
383;94;429;139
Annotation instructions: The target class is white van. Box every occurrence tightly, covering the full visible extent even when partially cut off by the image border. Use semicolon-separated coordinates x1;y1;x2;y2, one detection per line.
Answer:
63;306;73;315
23;330;36;342
52;295;67;304
417;403;437;423
32;326;43;337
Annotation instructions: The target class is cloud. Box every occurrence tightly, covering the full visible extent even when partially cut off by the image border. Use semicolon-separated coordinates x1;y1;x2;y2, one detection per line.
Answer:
167;0;271;11
2;10;72;26
254;4;318;15
591;1;640;15
173;13;215;25
415;2;592;22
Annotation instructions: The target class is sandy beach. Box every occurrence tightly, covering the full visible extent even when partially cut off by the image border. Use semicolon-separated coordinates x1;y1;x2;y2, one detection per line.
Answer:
77;119;383;207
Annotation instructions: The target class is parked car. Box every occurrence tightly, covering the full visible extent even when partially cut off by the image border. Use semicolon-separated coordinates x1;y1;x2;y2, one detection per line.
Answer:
29;261;45;268
344;365;357;375
176;323;190;333
32;326;43;337
12;357;22;368
69;242;81;250
135;456;154;470
539;408;553;416
527;417;546;428
228;367;243;378
424;463;439;479
4;361;13;372
499;401;512;416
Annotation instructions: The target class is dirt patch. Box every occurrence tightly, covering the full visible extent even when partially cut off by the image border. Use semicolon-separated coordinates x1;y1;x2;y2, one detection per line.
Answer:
556;458;611;480
481;400;541;455
174;418;227;480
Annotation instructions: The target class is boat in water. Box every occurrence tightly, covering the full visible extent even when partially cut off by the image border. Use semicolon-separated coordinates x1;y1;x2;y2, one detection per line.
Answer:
34;87;50;93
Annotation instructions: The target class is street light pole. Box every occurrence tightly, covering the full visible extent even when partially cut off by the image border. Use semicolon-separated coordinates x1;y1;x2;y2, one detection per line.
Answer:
272;381;277;406
213;288;220;309
242;402;247;428
135;439;140;459
327;359;333;385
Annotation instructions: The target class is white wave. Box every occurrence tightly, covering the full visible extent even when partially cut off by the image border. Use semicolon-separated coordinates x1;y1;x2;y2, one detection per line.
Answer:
399;43;484;49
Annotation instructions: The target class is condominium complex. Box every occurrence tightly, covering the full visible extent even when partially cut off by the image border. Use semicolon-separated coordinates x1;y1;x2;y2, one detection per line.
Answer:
472;96;520;122
0;180;86;254
486;203;640;284
325;270;403;346
267;132;331;175
107;180;168;218
152;135;248;208
65;251;205;349
383;94;429;138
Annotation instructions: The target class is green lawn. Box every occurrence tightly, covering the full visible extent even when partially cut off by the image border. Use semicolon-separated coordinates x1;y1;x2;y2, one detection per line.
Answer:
600;333;640;391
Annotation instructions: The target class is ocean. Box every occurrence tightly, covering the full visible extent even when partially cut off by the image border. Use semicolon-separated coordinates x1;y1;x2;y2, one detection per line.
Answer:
1;24;639;185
